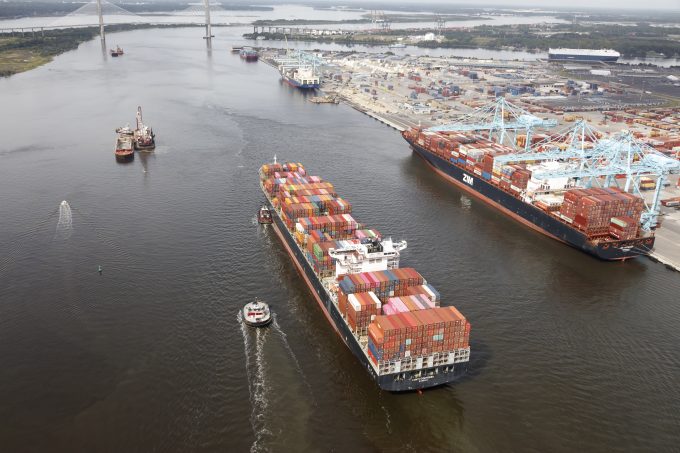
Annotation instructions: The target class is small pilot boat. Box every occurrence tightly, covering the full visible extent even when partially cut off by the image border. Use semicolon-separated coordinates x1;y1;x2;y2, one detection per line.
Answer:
242;300;272;327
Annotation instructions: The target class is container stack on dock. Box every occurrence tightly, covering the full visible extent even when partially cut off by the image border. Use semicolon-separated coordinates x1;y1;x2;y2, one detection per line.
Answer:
260;161;471;390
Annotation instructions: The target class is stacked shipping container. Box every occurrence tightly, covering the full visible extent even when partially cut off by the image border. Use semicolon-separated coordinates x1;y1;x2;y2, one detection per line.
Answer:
346;292;382;333
609;216;639;240
367;307;471;366
403;128;649;241
261;161;472;374
560;187;644;237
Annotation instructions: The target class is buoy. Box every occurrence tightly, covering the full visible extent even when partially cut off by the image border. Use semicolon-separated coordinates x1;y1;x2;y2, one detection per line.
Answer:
417;389;423;396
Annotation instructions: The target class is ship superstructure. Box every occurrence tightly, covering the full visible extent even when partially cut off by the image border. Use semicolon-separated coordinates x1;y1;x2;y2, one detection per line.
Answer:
260;160;471;391
281;66;320;89
133;106;155;151
274;47;324;90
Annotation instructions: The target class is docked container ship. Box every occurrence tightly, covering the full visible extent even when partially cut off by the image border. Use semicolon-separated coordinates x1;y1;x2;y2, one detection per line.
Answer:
260;160;471;391
548;48;620;62
280;67;320;89
401;129;655;260
239;48;259;61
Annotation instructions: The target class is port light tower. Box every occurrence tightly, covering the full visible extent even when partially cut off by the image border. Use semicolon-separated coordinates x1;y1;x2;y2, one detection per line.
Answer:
427;97;558;150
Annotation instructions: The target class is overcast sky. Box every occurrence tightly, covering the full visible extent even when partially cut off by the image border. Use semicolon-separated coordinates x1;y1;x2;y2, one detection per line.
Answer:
372;0;680;10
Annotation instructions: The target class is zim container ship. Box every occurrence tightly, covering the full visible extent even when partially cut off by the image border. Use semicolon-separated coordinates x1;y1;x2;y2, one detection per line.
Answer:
401;128;655;260
259;161;471;391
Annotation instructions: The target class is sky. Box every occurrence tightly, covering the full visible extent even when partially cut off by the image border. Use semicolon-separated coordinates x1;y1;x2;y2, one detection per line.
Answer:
360;0;680;11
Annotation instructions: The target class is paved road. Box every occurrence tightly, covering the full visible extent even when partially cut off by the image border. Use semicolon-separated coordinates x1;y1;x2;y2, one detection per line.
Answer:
650;176;680;271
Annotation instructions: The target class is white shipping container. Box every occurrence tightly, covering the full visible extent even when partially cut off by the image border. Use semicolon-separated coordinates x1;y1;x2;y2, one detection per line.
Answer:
348;294;361;312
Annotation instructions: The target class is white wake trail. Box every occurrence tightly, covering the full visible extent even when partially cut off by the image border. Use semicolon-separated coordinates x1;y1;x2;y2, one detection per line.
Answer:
239;313;272;453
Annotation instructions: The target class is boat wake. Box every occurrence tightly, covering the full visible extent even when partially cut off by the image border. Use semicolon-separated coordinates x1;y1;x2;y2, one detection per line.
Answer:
380;400;393;434
54;200;73;240
238;312;272;453
272;316;312;392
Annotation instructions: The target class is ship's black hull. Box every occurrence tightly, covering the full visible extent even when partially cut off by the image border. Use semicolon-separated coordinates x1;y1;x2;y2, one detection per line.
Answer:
263;194;469;392
406;139;654;261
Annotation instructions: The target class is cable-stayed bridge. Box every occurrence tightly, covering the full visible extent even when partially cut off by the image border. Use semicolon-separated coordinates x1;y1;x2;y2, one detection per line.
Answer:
0;1;228;40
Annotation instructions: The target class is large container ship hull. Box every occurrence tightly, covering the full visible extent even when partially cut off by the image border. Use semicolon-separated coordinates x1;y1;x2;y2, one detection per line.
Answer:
262;191;468;391
281;75;320;90
407;141;654;260
548;54;619;62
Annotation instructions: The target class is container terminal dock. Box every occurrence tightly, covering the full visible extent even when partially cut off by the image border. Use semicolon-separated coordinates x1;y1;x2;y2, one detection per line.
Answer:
252;47;680;269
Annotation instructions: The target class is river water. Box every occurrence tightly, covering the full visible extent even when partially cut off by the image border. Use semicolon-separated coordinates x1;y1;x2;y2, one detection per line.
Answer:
2;4;676;66
1;28;680;452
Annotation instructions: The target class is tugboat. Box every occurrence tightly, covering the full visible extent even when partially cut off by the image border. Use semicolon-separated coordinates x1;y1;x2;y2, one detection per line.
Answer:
257;204;273;224
110;46;124;57
133;106;155;151
114;133;133;161
242;300;272;327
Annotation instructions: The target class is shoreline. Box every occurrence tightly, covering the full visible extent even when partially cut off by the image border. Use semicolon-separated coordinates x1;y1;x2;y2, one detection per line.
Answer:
253;49;680;272
0;23;206;78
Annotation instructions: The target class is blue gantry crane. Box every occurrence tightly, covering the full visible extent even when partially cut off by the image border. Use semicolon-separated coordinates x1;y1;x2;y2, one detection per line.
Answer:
427;97;558;150
273;40;326;73
493;120;680;231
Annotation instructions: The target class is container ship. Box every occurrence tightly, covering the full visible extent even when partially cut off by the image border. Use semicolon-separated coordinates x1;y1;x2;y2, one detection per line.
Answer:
401;129;655;260
548;48;620;62
280;67;320;89
239;48;259;61
260;160;471;391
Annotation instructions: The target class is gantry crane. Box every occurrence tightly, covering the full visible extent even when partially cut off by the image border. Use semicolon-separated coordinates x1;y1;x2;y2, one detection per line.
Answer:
493;120;680;231
427;97;558;150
